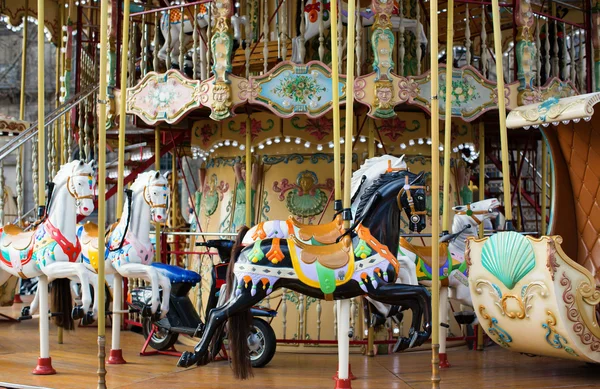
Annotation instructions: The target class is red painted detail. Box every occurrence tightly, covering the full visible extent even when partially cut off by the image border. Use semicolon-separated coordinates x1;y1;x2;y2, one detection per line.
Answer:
32;357;56;375
108;349;127;364
333;378;352;389
439;353;451;368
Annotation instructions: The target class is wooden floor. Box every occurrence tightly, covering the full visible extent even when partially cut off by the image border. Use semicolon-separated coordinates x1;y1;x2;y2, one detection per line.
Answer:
0;303;599;389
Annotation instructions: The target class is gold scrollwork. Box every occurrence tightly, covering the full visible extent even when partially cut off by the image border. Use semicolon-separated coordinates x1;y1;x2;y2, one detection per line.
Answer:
475;279;548;319
501;295;526;319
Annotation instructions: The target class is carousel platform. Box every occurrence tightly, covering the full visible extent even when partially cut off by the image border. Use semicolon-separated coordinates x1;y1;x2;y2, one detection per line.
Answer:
0;303;598;389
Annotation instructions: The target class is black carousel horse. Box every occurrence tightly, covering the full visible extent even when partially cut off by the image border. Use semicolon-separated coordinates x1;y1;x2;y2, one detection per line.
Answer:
177;170;432;379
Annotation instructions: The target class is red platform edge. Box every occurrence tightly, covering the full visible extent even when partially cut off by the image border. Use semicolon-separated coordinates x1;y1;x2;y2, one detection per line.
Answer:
334;378;352;389
108;349;127;364
439;353;451;368
32;357;56;375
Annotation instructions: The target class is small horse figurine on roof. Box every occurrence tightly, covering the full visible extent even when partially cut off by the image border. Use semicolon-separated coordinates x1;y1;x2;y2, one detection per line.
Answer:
178;169;432;379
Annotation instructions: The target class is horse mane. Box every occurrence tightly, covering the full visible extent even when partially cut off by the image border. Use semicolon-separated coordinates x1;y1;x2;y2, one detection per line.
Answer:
350;155;406;199
130;170;168;193
354;169;415;221
53;160;93;186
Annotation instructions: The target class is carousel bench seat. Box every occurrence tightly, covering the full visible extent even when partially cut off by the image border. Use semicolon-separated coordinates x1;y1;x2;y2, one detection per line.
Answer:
467;231;600;364
151;263;201;285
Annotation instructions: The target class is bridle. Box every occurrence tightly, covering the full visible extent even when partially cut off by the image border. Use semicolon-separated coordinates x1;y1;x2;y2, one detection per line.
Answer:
397;175;427;225
66;173;95;206
454;203;490;225
143;177;169;214
386;159;407;173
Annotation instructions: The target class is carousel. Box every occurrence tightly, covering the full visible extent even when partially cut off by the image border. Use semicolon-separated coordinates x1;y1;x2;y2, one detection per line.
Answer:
0;0;597;388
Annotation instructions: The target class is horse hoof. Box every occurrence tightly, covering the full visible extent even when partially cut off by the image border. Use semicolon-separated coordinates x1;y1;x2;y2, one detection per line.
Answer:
21;306;31;317
81;312;95;326
177;351;195;368
71;306;84;320
393;337;410;352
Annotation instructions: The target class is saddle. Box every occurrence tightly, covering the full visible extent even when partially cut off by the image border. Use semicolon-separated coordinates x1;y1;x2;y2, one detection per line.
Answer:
399;237;448;269
289;214;344;245
80;222;99;248
1;224;35;251
292;234;352;270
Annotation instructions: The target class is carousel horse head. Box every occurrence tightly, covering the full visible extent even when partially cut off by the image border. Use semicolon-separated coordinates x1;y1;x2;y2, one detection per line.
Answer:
354;169;427;253
53;160;96;217
131;170;170;223
452;198;501;228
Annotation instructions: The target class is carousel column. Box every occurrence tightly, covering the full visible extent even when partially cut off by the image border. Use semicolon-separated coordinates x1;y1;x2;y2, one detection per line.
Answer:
491;0;513;227
592;5;600;91
541;138;547;235
329;0;345;385
32;0;55;376
476;122;485;351
14;0;29;304
108;0;132;365
429;0;441;384
245;116;252;227
439;0;454;369
155;127;161;262
515;0;535;104
336;0;357;387
96;0;110;386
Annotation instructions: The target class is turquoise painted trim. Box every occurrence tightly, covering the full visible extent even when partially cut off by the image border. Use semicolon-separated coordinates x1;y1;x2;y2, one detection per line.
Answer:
540;130;555;236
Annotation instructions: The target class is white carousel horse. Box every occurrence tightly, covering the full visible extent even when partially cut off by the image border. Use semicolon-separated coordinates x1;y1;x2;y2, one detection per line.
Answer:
158;2;247;68
79;171;171;316
78;171;171;362
0;160;96;373
292;0;428;63
396;198;500;366
20;161;100;321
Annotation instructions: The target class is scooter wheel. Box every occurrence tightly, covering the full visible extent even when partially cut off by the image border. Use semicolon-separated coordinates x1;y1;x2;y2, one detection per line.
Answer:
142;317;179;351
249;318;277;368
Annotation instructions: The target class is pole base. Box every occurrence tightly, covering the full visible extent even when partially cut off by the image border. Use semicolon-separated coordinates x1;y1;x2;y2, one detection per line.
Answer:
333;364;356;380
333;378;352;389
439;353;451;368
108;349;127;364
32;357;56;375
14;294;23;303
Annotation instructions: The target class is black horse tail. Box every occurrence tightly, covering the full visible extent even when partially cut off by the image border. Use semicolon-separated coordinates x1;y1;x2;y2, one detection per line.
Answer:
50;278;74;330
225;225;253;380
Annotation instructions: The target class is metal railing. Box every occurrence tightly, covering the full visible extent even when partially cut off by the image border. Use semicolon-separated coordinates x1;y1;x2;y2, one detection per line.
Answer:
0;85;99;162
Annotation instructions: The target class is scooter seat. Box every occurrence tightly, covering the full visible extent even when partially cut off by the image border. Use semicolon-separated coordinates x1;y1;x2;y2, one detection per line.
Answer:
151;263;201;285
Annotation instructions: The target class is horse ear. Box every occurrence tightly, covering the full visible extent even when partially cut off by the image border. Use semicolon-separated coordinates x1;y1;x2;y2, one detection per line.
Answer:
409;171;425;185
155;171;160;179
453;205;466;212
79;160;84;166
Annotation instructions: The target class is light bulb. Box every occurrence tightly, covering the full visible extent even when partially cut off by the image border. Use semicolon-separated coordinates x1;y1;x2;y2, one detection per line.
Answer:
317;144;323;151
258;143;265;149
359;136;366;143
418;138;424;144
408;139;415;146
304;141;311;148
266;139;273;145
400;143;406;149
285;137;291;143
274;137;281;143
295;137;301;144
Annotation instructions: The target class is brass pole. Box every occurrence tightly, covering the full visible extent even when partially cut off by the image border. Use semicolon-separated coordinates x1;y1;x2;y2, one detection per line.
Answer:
491;0;513;225
37;0;45;207
367;119;375;159
116;0;131;218
97;0;110;386
330;0;341;206
541;140;547;235
19;0;28;122
477;122;485;351
442;0;454;233
429;0;441;384
245;116;252;227
155;127;161;262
